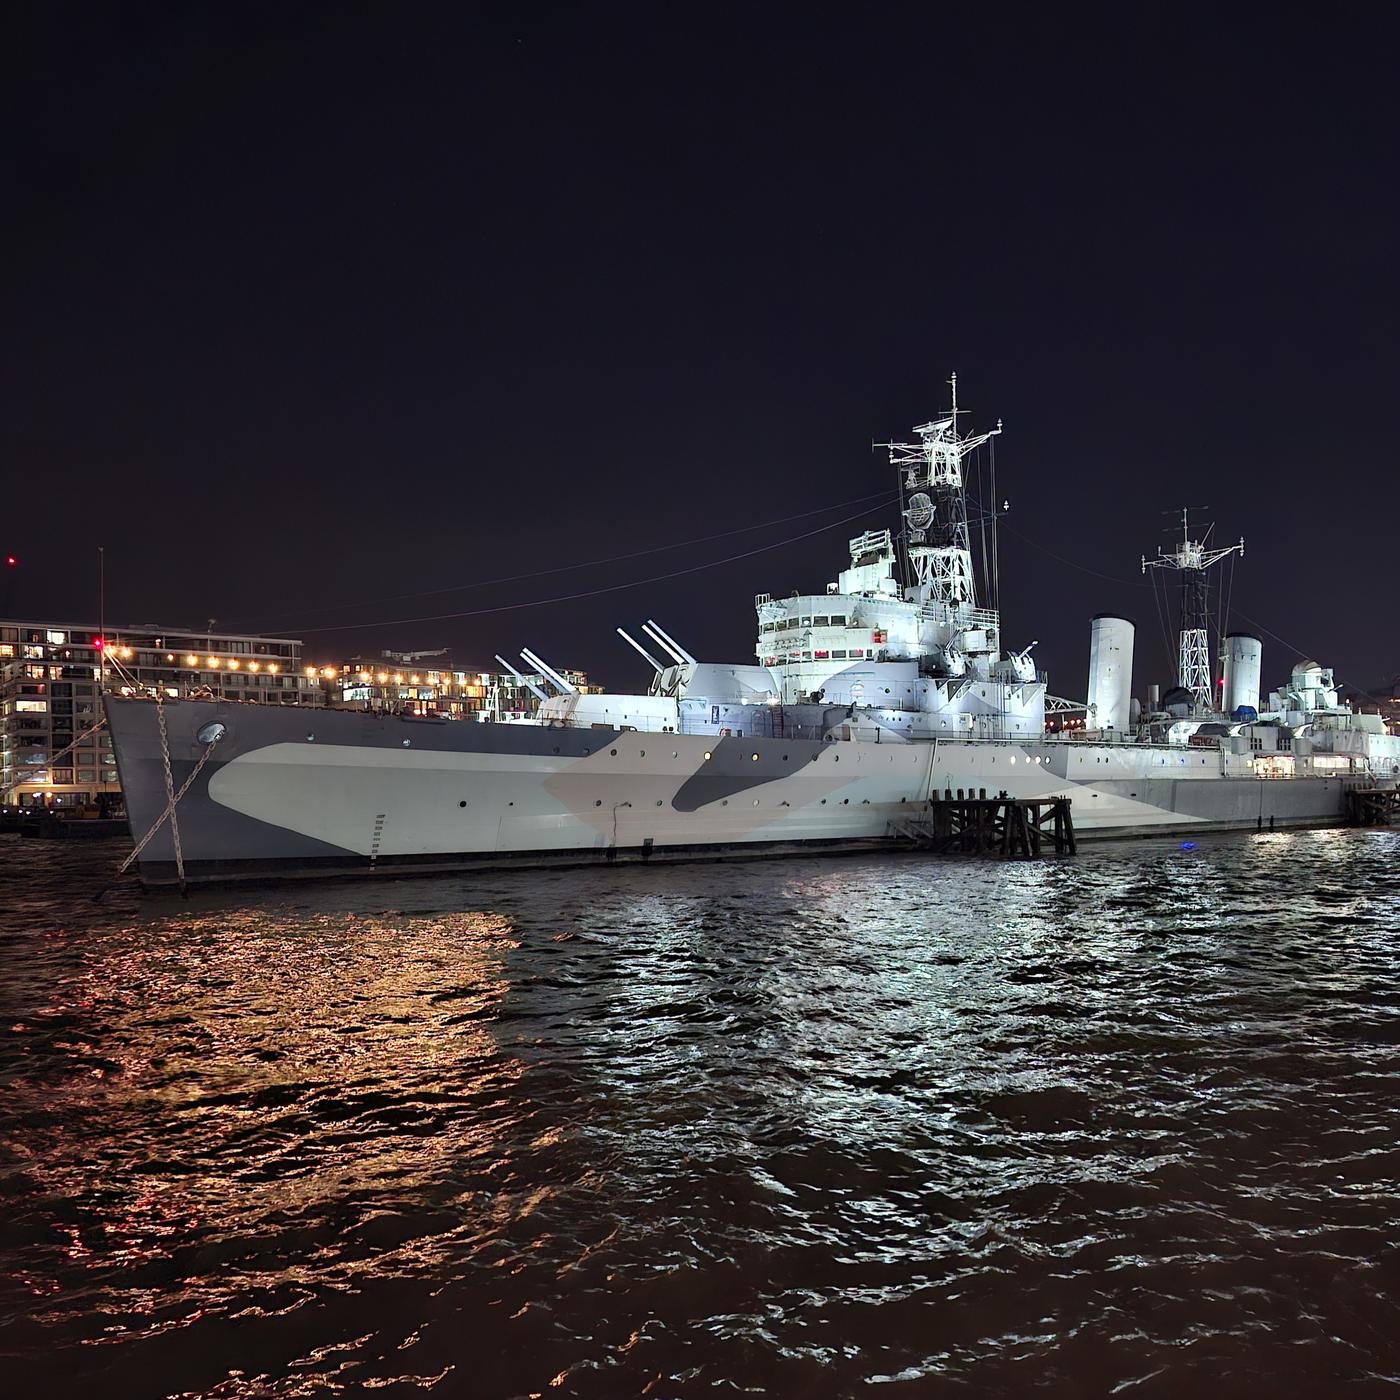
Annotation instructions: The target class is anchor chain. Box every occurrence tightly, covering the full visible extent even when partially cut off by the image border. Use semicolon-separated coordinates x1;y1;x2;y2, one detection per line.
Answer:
118;696;222;880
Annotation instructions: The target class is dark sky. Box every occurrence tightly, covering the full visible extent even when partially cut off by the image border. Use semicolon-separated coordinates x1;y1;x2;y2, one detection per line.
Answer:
6;5;1398;700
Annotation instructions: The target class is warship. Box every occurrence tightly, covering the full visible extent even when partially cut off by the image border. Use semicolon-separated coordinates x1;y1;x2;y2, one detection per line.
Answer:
105;381;1400;885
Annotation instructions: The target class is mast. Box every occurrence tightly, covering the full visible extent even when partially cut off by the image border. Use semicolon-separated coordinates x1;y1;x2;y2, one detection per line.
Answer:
877;373;1002;609
1142;508;1244;712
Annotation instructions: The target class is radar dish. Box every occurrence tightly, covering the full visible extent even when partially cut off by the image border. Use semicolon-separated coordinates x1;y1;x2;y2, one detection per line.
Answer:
905;492;935;539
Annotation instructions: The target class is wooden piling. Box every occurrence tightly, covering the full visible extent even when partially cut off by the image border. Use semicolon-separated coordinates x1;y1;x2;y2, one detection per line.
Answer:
1347;788;1400;827
890;793;1076;858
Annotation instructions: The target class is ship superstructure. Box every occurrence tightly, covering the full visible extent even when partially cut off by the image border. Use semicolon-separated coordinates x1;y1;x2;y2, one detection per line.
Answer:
542;381;1044;744
103;381;1400;885
752;380;1041;740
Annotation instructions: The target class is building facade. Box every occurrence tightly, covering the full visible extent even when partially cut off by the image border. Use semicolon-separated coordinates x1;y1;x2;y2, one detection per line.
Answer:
2;617;604;811
317;653;598;721
1;619;321;810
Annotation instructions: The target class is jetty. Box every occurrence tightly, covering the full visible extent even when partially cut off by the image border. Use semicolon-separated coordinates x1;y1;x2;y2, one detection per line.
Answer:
891;791;1076;858
1347;788;1400;827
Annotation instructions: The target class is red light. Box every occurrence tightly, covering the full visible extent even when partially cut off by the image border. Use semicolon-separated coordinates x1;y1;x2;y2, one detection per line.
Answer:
94;637;105;651
4;555;15;567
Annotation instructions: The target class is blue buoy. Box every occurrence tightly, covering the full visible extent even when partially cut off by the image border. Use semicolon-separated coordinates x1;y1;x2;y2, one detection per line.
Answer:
1180;841;1197;851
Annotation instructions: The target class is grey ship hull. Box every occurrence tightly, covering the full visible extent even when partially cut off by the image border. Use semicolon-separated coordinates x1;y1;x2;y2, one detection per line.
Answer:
106;696;1368;887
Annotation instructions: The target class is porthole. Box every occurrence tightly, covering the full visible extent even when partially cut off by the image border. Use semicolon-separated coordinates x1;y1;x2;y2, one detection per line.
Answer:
639;750;645;757
842;798;849;804
672;751;679;758
594;799;602;807
402;739;411;748
552;746;560;754
833;754;839;763
655;799;663;807
704;751;712;760
610;748;618;756
721;799;728;806
752;799;760;806
458;800;467;808
782;754;789;761
751;753;759;762
820;799;827;805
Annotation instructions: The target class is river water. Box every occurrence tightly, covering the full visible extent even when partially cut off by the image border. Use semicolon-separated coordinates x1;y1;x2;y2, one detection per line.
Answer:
1;829;1398;1398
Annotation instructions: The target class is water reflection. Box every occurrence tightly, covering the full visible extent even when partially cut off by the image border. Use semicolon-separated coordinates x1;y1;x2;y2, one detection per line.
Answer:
1;829;1398;1395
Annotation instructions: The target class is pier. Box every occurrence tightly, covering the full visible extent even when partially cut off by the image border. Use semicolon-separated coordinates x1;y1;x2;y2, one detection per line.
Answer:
891;791;1076;858
1346;788;1400;827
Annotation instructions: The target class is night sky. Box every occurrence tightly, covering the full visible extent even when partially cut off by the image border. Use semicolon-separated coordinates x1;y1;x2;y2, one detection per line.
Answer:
7;7;1398;701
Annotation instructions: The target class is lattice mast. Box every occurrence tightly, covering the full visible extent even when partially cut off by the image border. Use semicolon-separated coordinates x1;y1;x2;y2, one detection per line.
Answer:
1142;508;1245;712
877;373;1002;607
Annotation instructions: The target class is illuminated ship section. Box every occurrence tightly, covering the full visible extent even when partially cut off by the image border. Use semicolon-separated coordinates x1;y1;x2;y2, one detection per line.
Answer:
752;378;1045;741
100;376;1400;886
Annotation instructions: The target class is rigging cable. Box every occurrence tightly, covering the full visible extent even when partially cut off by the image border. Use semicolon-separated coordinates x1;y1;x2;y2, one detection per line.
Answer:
268;497;898;637
1001;523;1387;710
999;520;1153;590
973;444;991;603
989;436;1000;617
1217;549;1237;660
248;488;895;627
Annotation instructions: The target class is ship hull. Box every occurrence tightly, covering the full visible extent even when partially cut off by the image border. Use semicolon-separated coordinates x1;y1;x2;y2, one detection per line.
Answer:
105;697;1374;887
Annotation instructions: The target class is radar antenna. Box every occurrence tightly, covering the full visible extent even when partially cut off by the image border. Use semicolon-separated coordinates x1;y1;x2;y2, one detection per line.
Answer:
877;372;1002;607
904;492;935;540
1141;507;1245;712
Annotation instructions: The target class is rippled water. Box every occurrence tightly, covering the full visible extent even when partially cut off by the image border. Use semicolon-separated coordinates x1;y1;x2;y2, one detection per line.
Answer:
2;829;1399;1398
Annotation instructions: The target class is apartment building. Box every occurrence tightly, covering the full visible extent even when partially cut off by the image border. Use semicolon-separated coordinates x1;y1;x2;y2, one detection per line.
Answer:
320;654;599;720
0;619;321;810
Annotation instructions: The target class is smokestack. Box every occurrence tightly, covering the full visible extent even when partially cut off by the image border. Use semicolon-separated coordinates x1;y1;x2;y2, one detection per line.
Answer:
1087;615;1135;732
1222;632;1262;715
